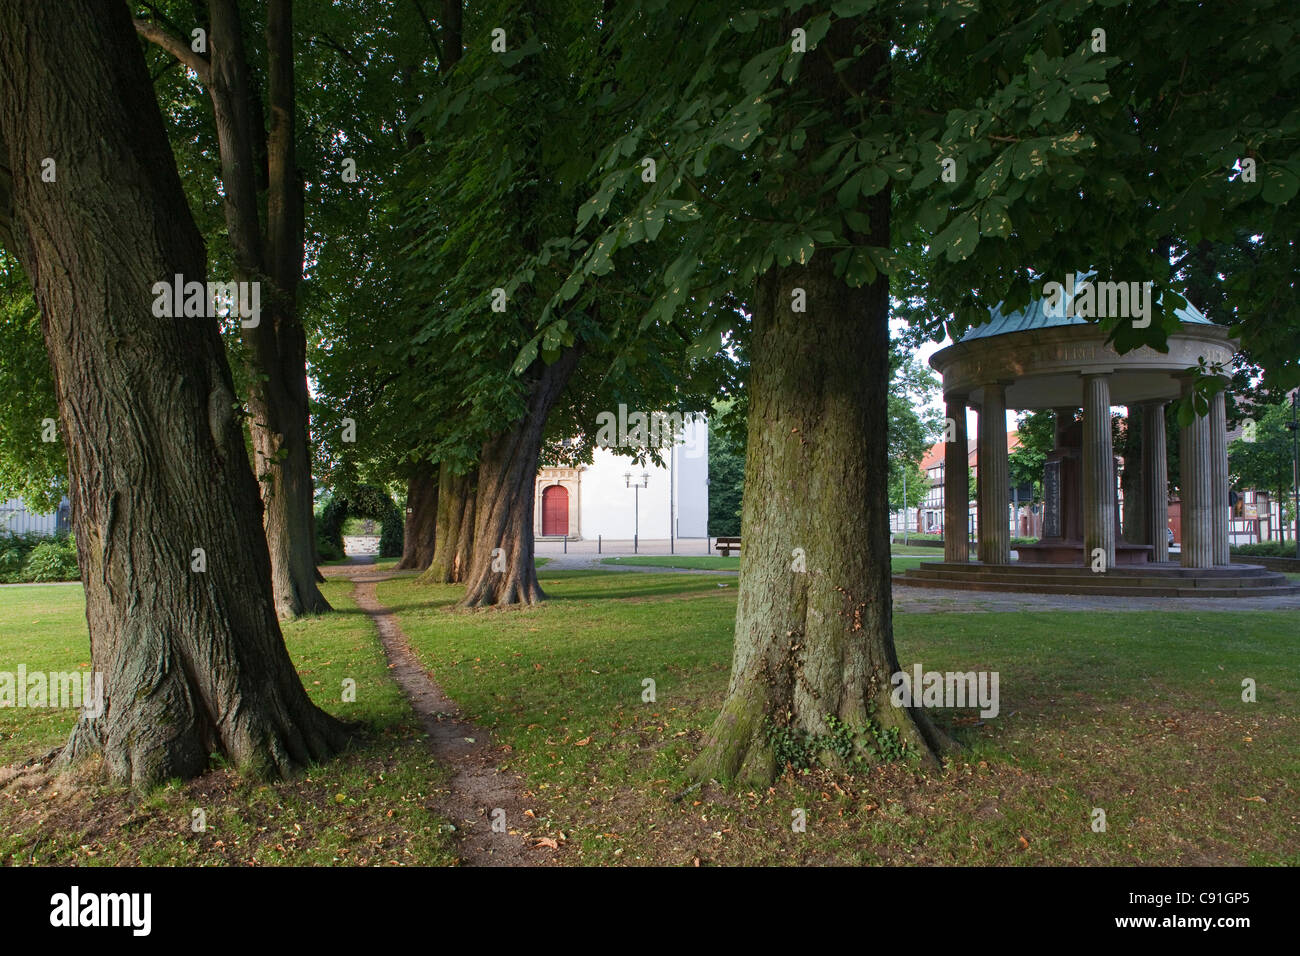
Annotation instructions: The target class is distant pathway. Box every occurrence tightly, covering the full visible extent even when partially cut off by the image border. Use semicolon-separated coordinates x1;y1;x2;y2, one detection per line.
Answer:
330;556;553;866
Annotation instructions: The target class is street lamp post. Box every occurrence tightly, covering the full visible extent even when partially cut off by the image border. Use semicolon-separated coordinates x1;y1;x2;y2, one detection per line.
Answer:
902;469;908;546
625;471;649;553
1289;392;1299;559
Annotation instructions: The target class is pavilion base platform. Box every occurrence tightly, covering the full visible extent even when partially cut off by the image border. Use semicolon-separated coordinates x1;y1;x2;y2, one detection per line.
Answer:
1016;540;1153;565
893;561;1300;598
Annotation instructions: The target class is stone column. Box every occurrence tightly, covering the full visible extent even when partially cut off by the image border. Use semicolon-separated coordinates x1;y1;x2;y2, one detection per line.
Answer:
1082;374;1116;570
944;394;969;562
1210;387;1230;565
1126;408;1146;546
1140;401;1169;562
977;383;1009;564
1179;379;1215;568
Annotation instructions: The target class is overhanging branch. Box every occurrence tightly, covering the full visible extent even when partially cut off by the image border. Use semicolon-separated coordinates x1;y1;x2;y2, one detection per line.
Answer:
131;13;211;84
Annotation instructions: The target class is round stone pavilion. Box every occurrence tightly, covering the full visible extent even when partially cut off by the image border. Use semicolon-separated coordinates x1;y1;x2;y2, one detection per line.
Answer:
895;287;1300;597
927;291;1237;573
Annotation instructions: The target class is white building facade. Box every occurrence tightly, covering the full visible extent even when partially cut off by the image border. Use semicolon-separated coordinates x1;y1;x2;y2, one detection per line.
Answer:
534;416;709;540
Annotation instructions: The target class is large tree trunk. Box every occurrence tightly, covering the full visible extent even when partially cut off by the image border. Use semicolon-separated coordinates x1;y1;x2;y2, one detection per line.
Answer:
245;337;327;616
0;0;346;787
420;466;477;584
688;19;950;786
459;347;581;608
396;462;439;571
205;0;328;620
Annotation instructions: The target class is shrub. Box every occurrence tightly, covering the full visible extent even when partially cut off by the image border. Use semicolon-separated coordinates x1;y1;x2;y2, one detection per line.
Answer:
379;506;404;558
315;533;344;563
0;532;78;583
20;535;80;582
1232;540;1298;558
315;494;348;558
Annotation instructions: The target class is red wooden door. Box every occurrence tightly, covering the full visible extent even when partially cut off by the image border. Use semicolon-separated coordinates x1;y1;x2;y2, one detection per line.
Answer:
542;485;569;536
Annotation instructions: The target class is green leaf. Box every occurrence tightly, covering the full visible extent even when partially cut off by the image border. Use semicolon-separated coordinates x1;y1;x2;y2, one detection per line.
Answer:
836;170;864;208
932;211;979;262
839;248;877;287
860;166;889;197
643;207;667;241
831;0;880;14
804;13;832;50
512;336;540;375
978;198;1012;237
541;320;567;352
775;234;816;267
1012;142;1049;179
1260;163;1300;204
915;195;948;233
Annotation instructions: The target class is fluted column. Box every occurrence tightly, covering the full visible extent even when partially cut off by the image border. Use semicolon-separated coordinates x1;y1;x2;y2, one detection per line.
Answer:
1210;387;1230;565
1126;408;1146;546
1179;379;1215;569
1140;401;1169;562
1082;374;1115;570
977;383;1009;565
944;394;970;562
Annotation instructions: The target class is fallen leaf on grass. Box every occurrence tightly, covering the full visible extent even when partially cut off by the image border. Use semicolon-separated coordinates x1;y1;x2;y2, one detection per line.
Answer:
1018;836;1030;850
575;737;591;746
534;837;559;849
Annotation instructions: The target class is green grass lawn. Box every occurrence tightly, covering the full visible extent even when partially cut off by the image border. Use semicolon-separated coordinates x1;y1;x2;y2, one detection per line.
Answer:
378;568;1300;866
890;544;948;556
321;557;549;570
601;555;739;571
320;555;401;569
4;567;1297;866
0;580;457;866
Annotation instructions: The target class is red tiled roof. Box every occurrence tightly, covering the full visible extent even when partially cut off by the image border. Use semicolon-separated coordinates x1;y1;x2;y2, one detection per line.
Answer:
919;431;1020;472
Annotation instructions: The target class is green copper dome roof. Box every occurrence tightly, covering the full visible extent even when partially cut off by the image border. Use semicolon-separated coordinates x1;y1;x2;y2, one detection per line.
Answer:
959;277;1213;343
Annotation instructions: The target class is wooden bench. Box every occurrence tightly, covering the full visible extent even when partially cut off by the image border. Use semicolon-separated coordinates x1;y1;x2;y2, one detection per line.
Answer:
714;536;742;557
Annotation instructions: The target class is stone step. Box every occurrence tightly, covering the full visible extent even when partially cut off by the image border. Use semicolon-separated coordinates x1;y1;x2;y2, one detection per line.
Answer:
903;567;1289;590
912;561;1275;579
893;574;1300;598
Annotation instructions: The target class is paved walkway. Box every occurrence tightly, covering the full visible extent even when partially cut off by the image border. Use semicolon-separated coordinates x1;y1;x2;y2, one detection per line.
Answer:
890;586;1300;614
533;549;1300;613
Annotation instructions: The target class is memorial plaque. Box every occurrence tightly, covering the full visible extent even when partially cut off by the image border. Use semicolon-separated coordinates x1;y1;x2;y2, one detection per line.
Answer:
1043;460;1061;539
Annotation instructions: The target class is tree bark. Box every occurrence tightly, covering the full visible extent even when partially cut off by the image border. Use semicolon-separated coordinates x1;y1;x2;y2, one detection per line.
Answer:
0;0;346;787
459;347;581;607
161;0;328;620
420;466;477;584
396;462;439;571
441;0;463;73
688;18;950;786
